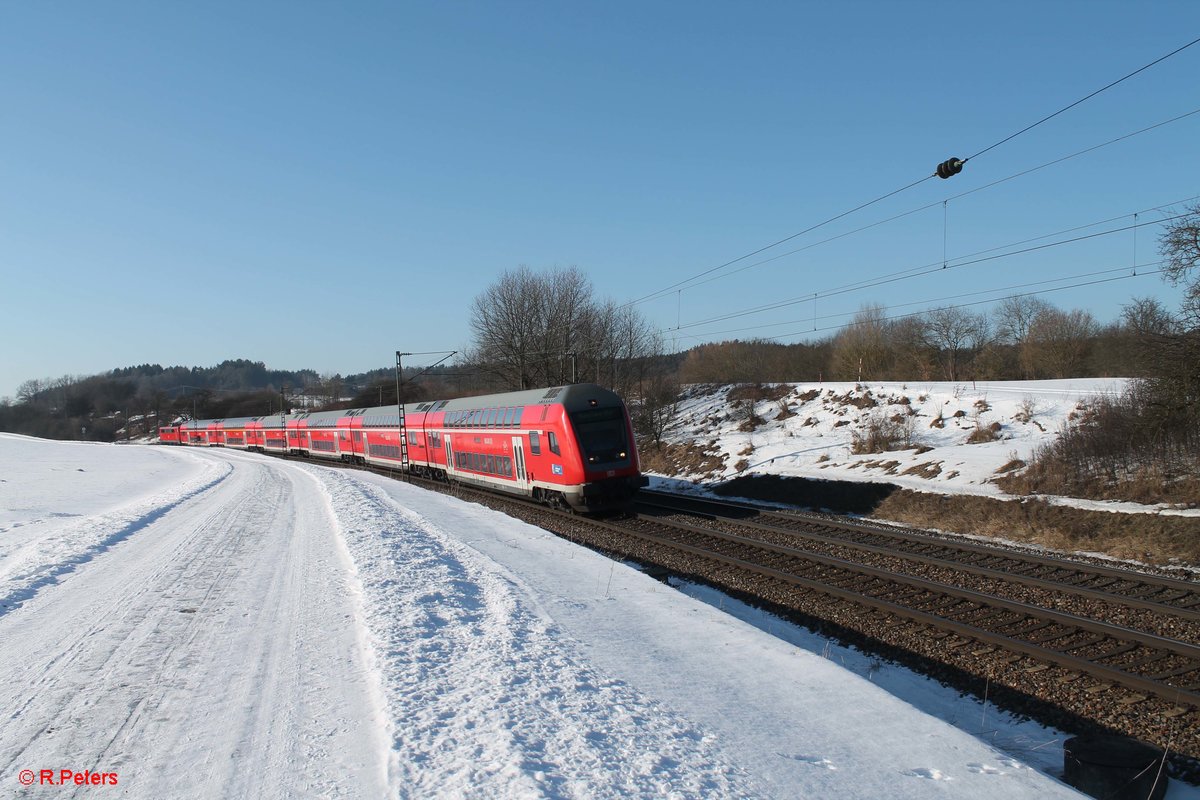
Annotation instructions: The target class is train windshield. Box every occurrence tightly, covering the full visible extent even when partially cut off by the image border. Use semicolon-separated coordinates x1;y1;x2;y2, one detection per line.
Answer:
569;406;630;466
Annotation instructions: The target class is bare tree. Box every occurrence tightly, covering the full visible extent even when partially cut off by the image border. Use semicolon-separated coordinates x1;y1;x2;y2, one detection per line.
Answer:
831;304;890;381
631;371;682;448
1027;308;1098;379
994;295;1052;379
888;316;934;381
1159;201;1200;324
469;266;546;389
923;306;989;381
16;379;44;406
1122;297;1178;339
469;265;659;391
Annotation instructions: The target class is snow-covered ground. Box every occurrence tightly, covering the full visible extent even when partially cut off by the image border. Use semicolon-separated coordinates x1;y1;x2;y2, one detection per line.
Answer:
657;378;1199;517
1;432;1193;798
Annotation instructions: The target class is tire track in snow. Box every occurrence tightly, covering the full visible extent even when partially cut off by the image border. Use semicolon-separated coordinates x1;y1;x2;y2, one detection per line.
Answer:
0;454;232;617
1;452;388;799
313;468;751;798
0;460;278;784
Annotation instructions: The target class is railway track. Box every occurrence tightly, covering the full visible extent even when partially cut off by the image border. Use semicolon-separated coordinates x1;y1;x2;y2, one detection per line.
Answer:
609;509;1200;708
245;452;1200;760
393;473;1200;710
331;465;1200;706
638;489;1200;620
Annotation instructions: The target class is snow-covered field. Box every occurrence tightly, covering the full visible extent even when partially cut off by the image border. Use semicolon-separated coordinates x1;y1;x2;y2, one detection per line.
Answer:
657;378;1199;517
2;432;1192;798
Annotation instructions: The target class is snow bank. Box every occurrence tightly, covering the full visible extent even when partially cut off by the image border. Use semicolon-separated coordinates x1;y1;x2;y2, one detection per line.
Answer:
2;437;1167;797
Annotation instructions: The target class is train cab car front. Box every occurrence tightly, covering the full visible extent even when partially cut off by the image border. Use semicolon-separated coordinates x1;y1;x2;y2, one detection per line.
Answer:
561;387;648;513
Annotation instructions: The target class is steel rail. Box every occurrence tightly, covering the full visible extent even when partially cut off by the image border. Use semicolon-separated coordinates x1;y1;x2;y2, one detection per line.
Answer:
639;490;1200;604
636;498;1200;620
596;513;1200;707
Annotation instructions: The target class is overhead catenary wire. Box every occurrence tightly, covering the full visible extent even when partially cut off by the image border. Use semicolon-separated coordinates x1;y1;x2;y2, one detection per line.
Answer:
965;34;1200;162
670;260;1165;341
621;172;938;308
674;204;1194;332
775;268;1167;343
622;37;1200;311
674;108;1200;296
671;268;1167;345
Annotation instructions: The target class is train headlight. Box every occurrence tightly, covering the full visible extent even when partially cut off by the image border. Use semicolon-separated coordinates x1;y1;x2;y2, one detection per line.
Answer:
619;451;626;459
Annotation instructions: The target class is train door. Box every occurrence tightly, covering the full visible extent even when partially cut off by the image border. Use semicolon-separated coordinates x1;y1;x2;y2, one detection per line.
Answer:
512;436;527;488
444;435;455;479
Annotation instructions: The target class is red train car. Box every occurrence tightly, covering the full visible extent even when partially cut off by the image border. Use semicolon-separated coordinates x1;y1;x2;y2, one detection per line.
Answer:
177;420;209;446
166;383;646;512
158;425;181;444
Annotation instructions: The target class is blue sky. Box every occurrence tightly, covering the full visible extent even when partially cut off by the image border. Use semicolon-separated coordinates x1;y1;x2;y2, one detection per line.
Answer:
2;2;1199;400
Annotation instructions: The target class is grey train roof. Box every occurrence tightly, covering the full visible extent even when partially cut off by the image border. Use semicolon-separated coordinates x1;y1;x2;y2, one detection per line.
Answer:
425;384;623;414
183;385;624;430
362;384;624;427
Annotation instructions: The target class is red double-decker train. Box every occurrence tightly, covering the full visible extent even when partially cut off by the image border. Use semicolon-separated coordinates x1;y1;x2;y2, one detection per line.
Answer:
163;383;646;513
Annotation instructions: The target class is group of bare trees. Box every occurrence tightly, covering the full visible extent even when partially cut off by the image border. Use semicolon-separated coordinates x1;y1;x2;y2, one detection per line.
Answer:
825;296;1105;383
466;266;664;399
999;204;1200;503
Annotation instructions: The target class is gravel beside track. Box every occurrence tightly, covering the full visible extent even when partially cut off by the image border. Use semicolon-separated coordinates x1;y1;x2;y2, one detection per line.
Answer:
288;461;1200;775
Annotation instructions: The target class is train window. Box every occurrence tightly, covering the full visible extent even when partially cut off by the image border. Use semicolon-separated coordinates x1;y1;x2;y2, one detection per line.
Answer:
529;431;541;455
548;431;560;455
514;406;525;427
501;407;513;427
487;455;496;474
487;408;499;426
501;456;512;477
569;406;630;465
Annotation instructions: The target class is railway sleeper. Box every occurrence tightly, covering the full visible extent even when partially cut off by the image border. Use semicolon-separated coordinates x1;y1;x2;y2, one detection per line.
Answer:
1026;627;1078;646
1121;652;1173;672
1001;619;1056;637
1124;583;1171;599
1061;634;1109;653
1150;664;1200;681
1091;642;1140;661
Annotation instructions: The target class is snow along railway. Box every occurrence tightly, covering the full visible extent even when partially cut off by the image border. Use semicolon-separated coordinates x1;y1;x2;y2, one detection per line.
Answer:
0;433;1100;798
